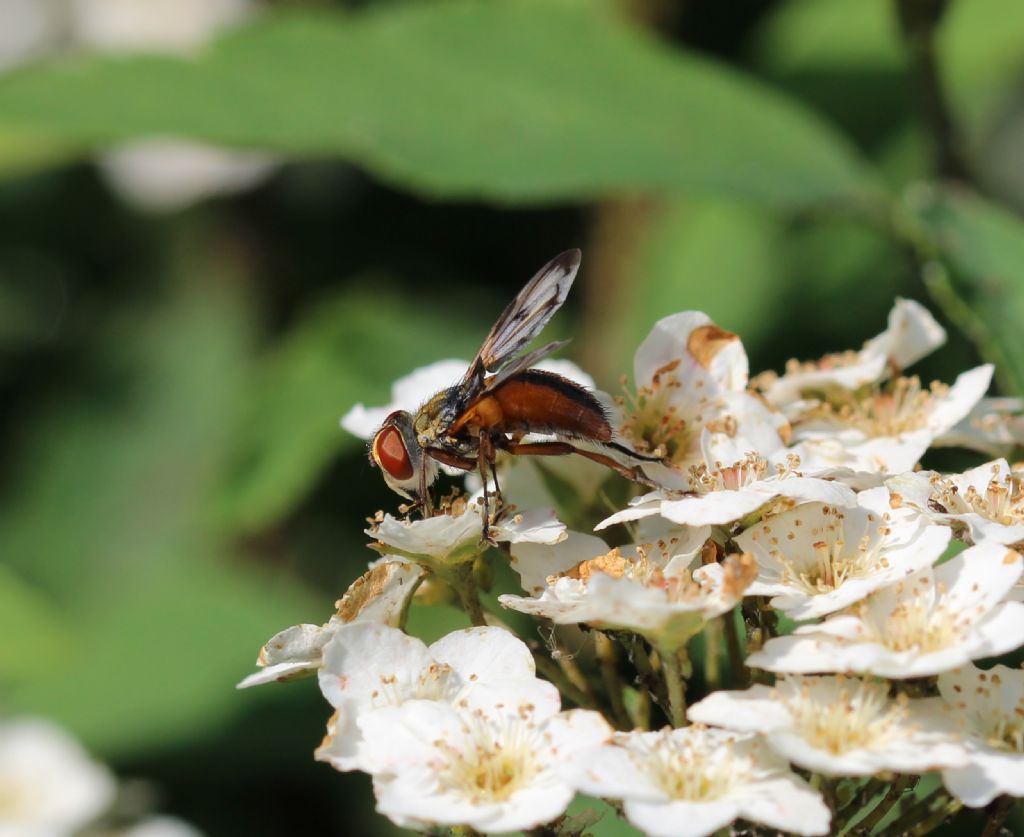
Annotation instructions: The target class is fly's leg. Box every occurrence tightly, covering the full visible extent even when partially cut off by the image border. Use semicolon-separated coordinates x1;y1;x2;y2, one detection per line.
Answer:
418;463;433;518
477;431;500;543
501;440;662;489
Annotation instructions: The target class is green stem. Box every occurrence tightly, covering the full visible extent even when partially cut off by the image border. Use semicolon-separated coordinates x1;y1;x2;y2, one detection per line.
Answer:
980;796;1016;837
596;632;632;730
908;797;962;836
893;0;972;182
724;606;749;687
660;647;687;727
885;788;951;836
532;652;597;711
445;562;488;627
703;618;722;692
624;636;670;719
850;774;914;834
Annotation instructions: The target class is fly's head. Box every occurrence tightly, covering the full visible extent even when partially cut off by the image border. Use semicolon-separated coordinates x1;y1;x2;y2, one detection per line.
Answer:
369;410;436;504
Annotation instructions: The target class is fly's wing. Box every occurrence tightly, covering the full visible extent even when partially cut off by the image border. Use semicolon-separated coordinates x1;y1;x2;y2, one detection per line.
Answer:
481;339;570;391
458;249;581;396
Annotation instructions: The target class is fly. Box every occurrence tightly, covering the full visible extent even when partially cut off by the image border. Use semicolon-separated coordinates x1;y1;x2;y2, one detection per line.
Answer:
368;249;662;531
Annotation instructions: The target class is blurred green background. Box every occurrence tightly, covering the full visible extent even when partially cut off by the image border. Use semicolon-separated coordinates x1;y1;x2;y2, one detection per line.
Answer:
2;0;1024;834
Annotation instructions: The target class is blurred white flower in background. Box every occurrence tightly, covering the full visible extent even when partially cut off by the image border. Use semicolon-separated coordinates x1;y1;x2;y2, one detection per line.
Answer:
0;0;274;210
568;726;831;837
67;0;252;52
0;0;64;72
68;0;274;211
0;718;115;837
117;817;204;837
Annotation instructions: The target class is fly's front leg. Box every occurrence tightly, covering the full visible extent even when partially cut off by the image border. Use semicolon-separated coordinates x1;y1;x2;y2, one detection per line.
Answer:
418;462;433;518
477;431;498;543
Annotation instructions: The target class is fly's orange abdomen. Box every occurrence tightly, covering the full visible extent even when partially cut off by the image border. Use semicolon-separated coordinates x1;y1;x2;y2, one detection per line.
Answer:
490;370;612;441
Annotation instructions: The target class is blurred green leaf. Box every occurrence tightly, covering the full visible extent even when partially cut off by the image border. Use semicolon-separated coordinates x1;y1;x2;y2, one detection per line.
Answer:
0;276;252;599
7;553;316;757
753;0;903;77
0;566;69;678
218;285;480;534
617;199;785;364
906;185;1024;394
752;0;1024;191
0;266;321;755
0;1;877;208
0;127;70;177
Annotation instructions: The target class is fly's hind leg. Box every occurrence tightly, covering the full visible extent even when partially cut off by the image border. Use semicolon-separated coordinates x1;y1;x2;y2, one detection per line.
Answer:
501;440;662;489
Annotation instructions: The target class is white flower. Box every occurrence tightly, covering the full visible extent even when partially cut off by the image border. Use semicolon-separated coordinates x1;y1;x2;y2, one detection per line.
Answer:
936;396;1024;458
97;141;274;212
117;817;204;837
0;0;62;72
785;365;994;475
237;557;426;688
687;676;968;777
500;527;755;651
736;487;950;620
747;542;1024;677
69;0;253;52
615;312;787;489
315;624;560;773
755;298;946;409
568;726;830;837
597;429;856;531
341;360;470;440
359;700;611;833
939;664;1024;806
367;495;565;569
888;459;1024;547
67;0;274;211
0;718;116;837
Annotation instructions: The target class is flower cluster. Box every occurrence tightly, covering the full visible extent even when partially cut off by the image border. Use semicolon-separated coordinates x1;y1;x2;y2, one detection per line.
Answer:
244;298;1024;836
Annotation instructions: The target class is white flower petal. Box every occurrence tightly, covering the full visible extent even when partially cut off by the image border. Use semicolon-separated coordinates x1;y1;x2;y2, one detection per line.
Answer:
633;312;748;393
624;799;739;837
341;359;469;439
510;531;610;596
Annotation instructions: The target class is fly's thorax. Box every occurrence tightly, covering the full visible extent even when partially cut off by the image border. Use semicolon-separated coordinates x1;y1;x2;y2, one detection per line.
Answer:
414;386;465;447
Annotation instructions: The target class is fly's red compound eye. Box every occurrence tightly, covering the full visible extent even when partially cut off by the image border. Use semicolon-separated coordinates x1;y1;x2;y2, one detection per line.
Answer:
372;425;414;481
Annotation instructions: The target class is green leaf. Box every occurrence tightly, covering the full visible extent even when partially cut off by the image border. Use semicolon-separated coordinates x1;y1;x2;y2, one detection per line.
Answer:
217;284;481;534
906;186;1024;394
0;1;877;208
